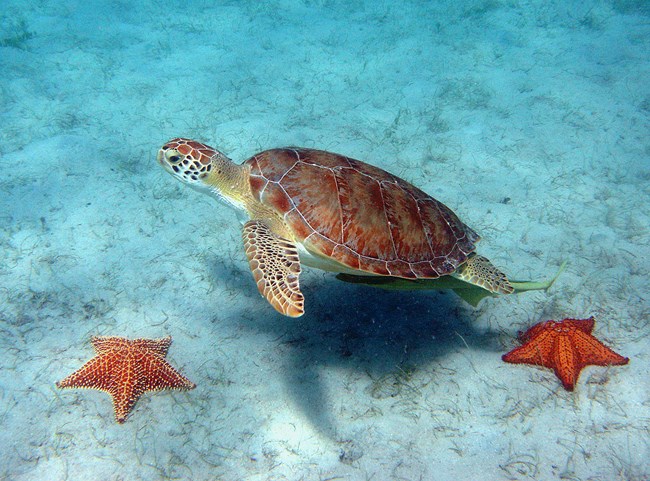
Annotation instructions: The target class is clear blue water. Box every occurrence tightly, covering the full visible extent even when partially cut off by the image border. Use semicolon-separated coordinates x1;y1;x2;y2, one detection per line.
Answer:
1;1;648;480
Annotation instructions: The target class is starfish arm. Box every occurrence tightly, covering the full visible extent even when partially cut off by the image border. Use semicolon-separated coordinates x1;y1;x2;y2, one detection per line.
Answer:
132;336;172;357
91;336;128;355
502;329;557;368
518;321;551;343
57;355;118;392
553;334;579;391
110;361;139;423
563;317;595;335
572;329;630;366
141;353;196;391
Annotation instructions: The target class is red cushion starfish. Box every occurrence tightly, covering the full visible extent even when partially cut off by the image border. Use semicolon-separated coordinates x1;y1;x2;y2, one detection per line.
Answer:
502;317;629;391
57;336;195;423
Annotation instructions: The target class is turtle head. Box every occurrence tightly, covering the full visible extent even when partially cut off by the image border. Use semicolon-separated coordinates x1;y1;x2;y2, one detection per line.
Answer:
158;138;247;210
157;138;222;191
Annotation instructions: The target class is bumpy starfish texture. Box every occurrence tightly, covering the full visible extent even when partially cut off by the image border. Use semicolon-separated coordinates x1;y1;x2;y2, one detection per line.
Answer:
502;317;629;391
57;336;195;423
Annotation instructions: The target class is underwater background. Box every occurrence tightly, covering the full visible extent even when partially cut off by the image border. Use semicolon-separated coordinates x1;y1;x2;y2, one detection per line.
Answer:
1;1;648;480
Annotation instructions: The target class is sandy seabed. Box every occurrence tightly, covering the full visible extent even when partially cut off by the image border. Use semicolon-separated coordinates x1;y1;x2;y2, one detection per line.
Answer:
1;1;648;480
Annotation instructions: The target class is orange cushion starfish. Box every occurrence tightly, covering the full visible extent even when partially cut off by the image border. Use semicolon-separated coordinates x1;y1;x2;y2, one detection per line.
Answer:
57;336;195;423
502;317;629;391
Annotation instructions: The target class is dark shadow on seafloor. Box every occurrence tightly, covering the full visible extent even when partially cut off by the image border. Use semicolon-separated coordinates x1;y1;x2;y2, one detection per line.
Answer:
208;259;504;439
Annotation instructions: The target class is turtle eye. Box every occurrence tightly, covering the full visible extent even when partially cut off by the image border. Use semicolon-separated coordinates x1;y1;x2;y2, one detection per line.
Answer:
165;150;182;164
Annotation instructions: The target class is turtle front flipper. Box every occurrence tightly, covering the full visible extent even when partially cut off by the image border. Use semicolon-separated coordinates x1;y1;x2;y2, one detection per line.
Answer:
456;254;514;295
242;220;304;317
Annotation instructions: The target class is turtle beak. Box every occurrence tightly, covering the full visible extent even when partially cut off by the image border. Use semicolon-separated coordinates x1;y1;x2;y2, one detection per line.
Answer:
157;149;172;173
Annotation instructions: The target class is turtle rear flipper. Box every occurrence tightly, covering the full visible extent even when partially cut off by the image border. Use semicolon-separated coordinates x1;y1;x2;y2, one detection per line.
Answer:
243;220;304;317
455;254;514;295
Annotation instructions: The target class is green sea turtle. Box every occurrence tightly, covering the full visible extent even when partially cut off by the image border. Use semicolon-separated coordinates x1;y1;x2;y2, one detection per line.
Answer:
157;138;513;317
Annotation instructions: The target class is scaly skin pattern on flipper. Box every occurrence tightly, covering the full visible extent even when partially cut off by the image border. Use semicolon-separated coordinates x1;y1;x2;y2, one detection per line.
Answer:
456;254;514;294
243;220;304;317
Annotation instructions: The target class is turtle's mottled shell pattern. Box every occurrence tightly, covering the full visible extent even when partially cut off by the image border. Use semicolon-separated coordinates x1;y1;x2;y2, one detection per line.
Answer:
247;148;479;279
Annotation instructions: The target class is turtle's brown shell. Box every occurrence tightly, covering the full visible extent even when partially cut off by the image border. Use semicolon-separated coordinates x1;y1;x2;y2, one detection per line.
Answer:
246;148;479;279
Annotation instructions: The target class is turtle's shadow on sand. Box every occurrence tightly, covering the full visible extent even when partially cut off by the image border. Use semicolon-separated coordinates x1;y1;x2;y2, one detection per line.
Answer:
216;264;506;440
